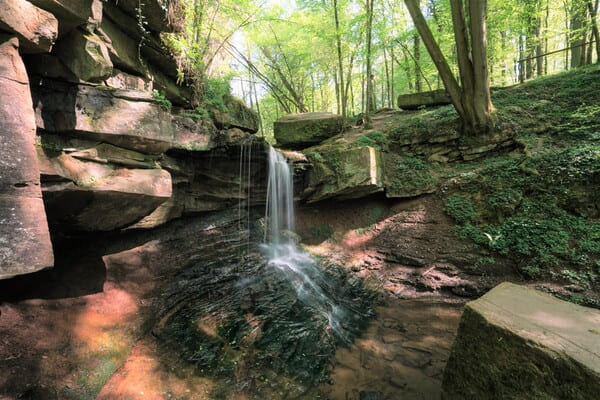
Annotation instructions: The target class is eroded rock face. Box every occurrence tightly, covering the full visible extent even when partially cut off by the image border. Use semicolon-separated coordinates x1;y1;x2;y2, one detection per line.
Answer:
0;0;58;53
54;28;113;82
210;95;259;133
0;36;53;279
275;112;344;149
441;282;600;399
303;144;384;202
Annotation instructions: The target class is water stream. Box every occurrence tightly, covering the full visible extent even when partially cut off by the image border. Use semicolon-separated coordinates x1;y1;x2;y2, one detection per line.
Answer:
262;146;347;340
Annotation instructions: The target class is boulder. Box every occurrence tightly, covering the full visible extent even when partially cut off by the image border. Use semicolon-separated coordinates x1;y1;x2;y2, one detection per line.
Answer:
303;144;384;202
40;153;172;231
28;0;102;34
442;282;600;399
105;69;153;91
210;95;259;133
0;0;58;53
274;112;344;149
53;28;113;82
0;36;53;279
397;89;450;110
32;79;174;154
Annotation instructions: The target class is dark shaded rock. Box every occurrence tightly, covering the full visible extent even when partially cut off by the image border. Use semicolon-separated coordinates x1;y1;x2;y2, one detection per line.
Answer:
397;89;450;110
442;282;600;399
105;69;152;91
109;0;184;34
0;36;53;279
0;0;58;53
23;53;79;82
53;28;113;82
275;112;344;149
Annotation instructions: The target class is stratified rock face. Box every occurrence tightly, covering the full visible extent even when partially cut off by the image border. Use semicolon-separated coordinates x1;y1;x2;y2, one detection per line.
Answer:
28;0;102;34
0;36;54;279
397;89;450;110
0;0;58;53
32;79;175;154
303;145;383;202
441;282;600;400
274;112;344;149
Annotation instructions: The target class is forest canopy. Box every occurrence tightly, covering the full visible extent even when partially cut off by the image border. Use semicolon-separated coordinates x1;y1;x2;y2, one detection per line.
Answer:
166;0;599;137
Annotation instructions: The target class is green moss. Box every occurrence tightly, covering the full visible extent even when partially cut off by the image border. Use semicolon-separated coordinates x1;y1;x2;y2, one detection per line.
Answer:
388;156;436;196
445;195;479;224
354;131;387;149
152;89;172;110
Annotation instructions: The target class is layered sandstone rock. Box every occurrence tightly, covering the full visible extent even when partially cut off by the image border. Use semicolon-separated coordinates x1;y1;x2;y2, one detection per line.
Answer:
274;112;344;149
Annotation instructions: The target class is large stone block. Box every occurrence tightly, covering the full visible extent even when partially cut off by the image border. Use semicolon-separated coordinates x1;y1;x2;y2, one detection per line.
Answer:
303;144;383;202
0;0;58;53
442;282;600;399
32;79;174;154
0;36;53;279
397;89;450;110
40;152;172;231
274;112;344;149
53;28;113;82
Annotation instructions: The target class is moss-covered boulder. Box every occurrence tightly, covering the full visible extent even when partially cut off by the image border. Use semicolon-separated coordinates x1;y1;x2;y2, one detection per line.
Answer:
303;144;383;202
442;282;600;399
275;112;344;149
209;95;259;133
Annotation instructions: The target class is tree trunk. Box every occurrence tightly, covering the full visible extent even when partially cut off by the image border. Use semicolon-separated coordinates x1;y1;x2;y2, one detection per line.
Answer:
414;33;422;92
333;0;346;117
468;0;493;131
570;0;586;68
384;48;391;107
365;0;376;115
588;0;600;62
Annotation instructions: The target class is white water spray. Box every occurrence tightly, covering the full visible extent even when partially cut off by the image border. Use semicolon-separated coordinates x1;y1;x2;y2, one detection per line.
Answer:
263;146;346;339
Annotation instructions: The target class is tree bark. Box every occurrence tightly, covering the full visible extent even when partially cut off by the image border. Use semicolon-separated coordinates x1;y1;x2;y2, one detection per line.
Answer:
570;0;586;68
469;0;493;131
413;33;422;92
365;0;376;115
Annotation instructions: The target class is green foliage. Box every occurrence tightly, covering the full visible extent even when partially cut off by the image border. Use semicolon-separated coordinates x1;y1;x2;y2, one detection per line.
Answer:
203;77;231;111
445;195;479;224
388;156;436;195
354;131;387;149
151;89;172;110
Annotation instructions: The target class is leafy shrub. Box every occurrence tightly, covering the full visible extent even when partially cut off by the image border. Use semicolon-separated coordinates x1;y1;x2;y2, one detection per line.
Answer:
151;89;172;110
445;195;479;224
354;131;387;149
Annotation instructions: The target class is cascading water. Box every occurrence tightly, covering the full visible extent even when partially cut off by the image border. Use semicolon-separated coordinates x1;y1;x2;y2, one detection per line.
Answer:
262;146;347;339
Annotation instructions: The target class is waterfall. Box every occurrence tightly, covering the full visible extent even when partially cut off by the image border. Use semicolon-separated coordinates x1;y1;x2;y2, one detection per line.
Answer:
263;146;347;339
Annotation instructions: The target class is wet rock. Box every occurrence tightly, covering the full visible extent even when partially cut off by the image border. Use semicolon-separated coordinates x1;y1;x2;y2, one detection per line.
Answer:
303;145;384;202
0;0;58;53
274;112;344;149
53;28;113;82
442;282;600;399
0;36;53;279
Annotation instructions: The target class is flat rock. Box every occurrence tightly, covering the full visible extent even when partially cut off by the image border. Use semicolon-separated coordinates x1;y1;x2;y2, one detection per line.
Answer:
274;112;344;149
0;36;53;278
210;95;259;133
304;144;384;202
0;0;58;53
442;282;600;399
397;89;450;110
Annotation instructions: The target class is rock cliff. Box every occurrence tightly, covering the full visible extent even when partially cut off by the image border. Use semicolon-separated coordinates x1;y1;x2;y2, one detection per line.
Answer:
0;0;263;279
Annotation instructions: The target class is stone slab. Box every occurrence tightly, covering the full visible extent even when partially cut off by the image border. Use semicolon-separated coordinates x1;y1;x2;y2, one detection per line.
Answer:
0;0;58;53
442;282;600;399
274;112;344;149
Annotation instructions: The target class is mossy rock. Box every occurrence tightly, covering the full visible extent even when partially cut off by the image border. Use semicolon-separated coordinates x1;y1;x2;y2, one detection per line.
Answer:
442;283;600;399
274;112;344;149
